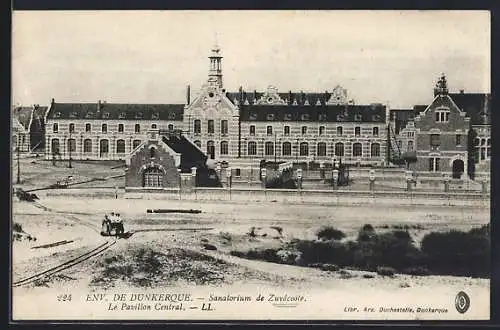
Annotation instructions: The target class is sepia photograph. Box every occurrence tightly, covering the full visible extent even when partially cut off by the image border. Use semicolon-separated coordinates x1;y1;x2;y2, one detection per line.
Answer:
11;10;491;321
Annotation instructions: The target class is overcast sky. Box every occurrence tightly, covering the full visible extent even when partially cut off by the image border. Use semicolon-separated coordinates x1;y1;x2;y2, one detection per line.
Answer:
12;10;490;108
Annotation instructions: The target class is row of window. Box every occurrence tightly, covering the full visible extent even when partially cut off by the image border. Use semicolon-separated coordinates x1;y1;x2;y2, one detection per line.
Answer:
474;146;491;163
193;120;228;135
52;123;173;134
50;138;143;155
429;134;463;149
247;112;381;122
249;125;379;137
245;141;380;157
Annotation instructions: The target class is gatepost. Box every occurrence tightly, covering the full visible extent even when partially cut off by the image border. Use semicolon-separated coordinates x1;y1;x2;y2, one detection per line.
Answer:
482;178;488;195
369;169;376;192
297;168;303;192
320;162;325;179
405;170;413;192
177;168;182;200
226;167;232;200
191;167;197;199
444;175;450;193
261;168;267;199
216;163;222;184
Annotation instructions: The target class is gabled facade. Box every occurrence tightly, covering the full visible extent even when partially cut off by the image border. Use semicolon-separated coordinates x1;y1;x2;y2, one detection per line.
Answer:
412;75;470;178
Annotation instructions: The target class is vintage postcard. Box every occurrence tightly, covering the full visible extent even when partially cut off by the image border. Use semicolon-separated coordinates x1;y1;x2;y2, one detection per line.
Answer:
11;10;490;321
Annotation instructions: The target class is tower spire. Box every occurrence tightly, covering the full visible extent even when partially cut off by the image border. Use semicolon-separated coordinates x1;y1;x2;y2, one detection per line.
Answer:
208;36;223;89
434;73;448;96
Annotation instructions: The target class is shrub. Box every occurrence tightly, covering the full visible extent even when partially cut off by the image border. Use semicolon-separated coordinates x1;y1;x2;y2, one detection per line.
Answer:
421;227;490;277
13;223;23;233
403;266;430;276
358;224;376;242
377;266;396;277
295;240;354;266
320;263;339;272
203;244;217;251
316;226;346;241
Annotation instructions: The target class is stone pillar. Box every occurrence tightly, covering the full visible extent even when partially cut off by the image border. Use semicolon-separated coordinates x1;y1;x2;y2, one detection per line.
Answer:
444;176;450;193
296;168;303;190
261;168;267;189
405;170;413;192
226;167;232;190
369;169;376;191
482;179;488;195
332;169;338;188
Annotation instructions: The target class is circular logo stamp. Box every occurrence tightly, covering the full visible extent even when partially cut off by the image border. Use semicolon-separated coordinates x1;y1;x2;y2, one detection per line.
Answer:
455;291;470;314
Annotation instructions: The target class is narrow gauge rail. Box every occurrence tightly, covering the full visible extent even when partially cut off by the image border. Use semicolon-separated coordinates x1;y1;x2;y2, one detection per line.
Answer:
12;240;116;287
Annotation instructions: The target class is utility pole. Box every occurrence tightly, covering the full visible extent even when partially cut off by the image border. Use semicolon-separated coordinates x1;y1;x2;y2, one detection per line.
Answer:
68;131;73;168
16;138;20;184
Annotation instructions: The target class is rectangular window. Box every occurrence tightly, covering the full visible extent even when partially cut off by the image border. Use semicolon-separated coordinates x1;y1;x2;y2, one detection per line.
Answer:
102;124;107;133
284;126;290;136
249;125;255;136
235;168;241;177
208;120;214;134
85;123;91;133
69;123;75;133
267;126;273;136
373;127;379;136
194;120;201;134
435;110;450;123
430;134;440;149
221;120;228;135
456;134;461;146
355;127;361;137
135;124;140;133
408;140;414;151
319;126;325;136
428;158;440;172
337;127;343;136
301;126;307;135
118;124;124;133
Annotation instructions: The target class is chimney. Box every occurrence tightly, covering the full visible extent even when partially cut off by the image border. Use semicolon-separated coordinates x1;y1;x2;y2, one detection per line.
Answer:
186;85;191;105
97;100;101;112
51;98;55;104
460;89;464;94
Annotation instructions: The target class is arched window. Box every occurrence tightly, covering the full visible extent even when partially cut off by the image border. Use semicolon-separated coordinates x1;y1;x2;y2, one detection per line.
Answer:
299;142;309;156
143;167;163;188
265;142;274;156
150;147;156;158
220;141;229;155
248;141;257;156
353;142;362;157
53;123;58;133
99;139;109;157
51;138;60;155
282;142;292;156
102;124;107;133
85;123;91;132
69;123;75;133
135;124;141;133
194;140;201;148
67;138;76;152
221;120;228;135
194;120;201;134
335;142;344;157
83;139;92;153
116;139;126;153
317;142;327;157
371;143;380;157
133;139;141;149
168;124;174;131
206;140;215;159
337;126;343;136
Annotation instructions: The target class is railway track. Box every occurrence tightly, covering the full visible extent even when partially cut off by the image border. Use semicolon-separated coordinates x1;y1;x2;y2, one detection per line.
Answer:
14;201;116;287
12;240;116;287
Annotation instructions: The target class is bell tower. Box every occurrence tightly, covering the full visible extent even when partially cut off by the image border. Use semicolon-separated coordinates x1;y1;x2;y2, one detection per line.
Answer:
434;73;449;96
208;43;223;89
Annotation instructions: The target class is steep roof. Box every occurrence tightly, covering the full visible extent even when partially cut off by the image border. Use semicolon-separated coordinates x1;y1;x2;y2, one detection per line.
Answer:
449;93;491;125
226;91;333;106
13;106;33;130
238;104;386;123
33;105;48;120
46;102;185;121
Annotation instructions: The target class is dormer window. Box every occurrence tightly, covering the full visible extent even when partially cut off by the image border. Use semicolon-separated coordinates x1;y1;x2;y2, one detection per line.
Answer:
54;112;62;118
69;112;78;119
372;114;381;121
152;112;160;120
318;113;327;121
135;112;143;119
249;112;258;121
168;112;176;120
301;113;310;121
266;113;275;121
336;114;345;122
354;114;363;121
284;113;292;121
103;112;110;119
119;112;126;119
85;112;94;119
